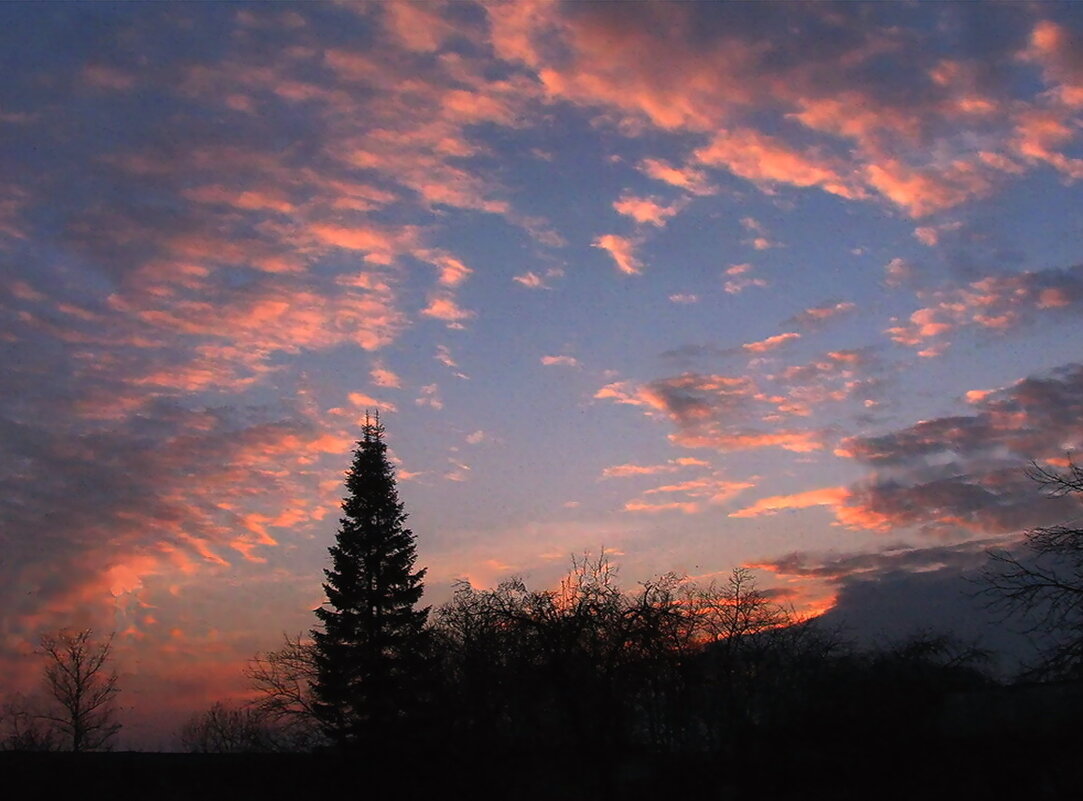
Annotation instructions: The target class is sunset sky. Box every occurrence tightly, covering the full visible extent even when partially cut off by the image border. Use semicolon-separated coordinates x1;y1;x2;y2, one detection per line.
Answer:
4;1;1083;747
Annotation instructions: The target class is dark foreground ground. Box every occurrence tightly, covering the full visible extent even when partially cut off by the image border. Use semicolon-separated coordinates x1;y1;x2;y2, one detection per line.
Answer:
3;735;1082;801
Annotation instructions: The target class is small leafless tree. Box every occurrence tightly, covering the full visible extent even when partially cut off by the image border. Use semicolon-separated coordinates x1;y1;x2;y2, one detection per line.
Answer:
0;694;58;751
179;701;280;753
246;633;324;749
38;629;121;751
983;460;1083;679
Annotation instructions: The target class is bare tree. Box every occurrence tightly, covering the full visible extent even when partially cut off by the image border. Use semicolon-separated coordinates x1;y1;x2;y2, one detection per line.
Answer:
38;629;121;751
0;694;58;752
179;701;279;753
983;460;1083;679
246;633;324;749
692;566;791;646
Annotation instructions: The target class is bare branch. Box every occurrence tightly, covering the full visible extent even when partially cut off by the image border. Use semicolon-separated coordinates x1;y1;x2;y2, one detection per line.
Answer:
37;629;121;751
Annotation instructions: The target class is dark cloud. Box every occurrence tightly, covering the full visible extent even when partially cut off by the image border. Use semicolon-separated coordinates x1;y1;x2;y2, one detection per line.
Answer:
843;363;1083;467
832;363;1083;534
757;540;1041;676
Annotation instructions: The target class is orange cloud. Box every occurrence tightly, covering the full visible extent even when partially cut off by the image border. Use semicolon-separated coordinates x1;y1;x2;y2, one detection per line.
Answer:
600;457;709;479
730;486;849;518
674;429;823;454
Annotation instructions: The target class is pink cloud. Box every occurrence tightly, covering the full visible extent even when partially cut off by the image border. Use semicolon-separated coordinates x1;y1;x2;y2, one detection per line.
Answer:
695;128;861;200
420;250;472;287
637;158;716;195
541;355;580;368
1022;20;1083;107
485;4;1083;218
308;223;414;264
624;499;700;514
673;429;824;454
593;234;643;275
597;372;826;454
370;362;401;388
600;457;709;479
382;1;459;53
612;193;686;227
415;383;443;410
789;301;857;328
183;184;296;215
642;476;754;505
345;391;398;414
884;257;915;288
742;332;801;353
513;267;564;290
886;265;1083;352
513;271;546;289
421;294;475;327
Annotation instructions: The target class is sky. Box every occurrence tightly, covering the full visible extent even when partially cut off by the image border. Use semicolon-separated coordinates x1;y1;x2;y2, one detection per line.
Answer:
3;1;1083;748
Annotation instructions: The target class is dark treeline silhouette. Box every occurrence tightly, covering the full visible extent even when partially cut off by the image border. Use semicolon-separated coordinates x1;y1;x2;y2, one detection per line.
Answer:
7;424;1083;798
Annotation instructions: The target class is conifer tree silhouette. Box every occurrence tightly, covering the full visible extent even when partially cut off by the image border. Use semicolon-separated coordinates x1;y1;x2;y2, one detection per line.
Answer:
311;412;428;748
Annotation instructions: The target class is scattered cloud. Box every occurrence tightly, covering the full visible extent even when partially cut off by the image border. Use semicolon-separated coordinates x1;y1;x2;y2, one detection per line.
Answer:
370;361;402;389
596;372;825;454
731;486;849;519
421;294;476;328
788;301;857;329
593;233;643;275
513;267;564;289
742;332;801;353
887;264;1083;354
600;457;709;479
613;193;686;227
541;355;580;368
637;158;716;195
415;383;444;410
724;263;770;294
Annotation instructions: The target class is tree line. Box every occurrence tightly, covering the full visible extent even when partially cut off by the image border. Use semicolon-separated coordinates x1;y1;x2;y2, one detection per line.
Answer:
4;417;1083;761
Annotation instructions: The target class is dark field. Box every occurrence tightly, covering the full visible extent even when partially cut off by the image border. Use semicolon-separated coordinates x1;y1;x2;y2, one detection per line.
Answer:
4;731;1081;801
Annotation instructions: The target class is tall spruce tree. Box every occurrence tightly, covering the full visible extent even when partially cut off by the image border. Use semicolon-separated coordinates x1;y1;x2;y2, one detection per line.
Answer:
311;412;429;747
